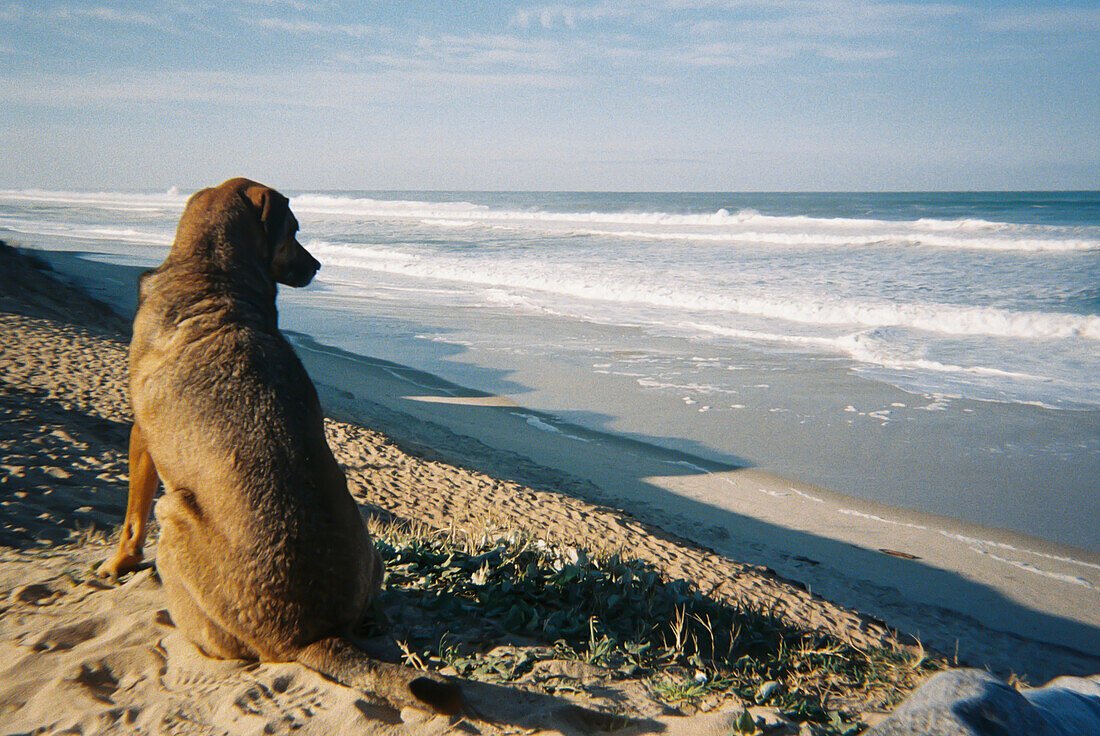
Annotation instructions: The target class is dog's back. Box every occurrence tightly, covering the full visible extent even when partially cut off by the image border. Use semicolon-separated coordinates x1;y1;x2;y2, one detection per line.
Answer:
103;178;459;714
130;180;375;659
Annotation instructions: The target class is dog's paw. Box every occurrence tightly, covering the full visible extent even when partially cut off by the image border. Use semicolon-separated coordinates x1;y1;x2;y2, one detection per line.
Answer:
94;551;144;581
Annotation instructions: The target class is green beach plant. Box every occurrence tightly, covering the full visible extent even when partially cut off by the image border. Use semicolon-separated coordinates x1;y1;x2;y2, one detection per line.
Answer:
361;518;942;734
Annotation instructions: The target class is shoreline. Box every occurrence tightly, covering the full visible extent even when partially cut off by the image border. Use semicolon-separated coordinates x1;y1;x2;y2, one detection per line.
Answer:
4;240;1099;680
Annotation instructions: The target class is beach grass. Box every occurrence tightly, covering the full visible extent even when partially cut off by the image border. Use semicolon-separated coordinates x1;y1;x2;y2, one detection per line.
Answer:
363;518;944;733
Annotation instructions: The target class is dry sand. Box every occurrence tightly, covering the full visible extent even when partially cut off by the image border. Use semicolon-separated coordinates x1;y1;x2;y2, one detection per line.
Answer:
0;243;1096;735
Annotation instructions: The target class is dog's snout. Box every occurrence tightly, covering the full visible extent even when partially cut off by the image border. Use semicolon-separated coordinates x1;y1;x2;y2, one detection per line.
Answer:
302;249;320;279
271;236;322;288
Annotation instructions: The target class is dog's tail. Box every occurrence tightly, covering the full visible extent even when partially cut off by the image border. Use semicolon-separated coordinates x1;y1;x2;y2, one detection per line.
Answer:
295;637;463;715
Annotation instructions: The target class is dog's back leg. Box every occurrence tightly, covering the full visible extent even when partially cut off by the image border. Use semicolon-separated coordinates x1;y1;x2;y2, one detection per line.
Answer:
295;637;463;715
98;423;160;578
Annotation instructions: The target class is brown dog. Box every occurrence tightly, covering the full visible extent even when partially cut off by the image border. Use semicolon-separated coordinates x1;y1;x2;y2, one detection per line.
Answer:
97;178;460;714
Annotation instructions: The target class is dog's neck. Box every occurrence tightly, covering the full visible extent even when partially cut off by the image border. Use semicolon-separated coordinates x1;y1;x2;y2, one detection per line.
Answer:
145;246;281;337
166;208;277;288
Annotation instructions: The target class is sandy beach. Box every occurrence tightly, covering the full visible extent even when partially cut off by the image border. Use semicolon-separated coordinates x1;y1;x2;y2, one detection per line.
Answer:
1;241;1098;734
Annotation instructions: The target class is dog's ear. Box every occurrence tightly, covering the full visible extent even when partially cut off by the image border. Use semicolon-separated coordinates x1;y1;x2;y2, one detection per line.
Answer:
240;183;291;257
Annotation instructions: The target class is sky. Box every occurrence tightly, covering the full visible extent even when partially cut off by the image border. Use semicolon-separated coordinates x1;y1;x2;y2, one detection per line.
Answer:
2;1;1098;191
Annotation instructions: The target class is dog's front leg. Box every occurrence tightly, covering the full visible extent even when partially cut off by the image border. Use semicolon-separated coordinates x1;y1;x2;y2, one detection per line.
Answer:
97;423;159;579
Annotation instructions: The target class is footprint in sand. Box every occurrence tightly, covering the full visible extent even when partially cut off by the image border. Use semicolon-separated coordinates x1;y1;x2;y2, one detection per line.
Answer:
30;616;109;652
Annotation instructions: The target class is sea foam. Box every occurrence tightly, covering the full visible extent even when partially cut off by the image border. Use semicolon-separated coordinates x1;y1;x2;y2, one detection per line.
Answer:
288;194;1100;253
306;240;1100;342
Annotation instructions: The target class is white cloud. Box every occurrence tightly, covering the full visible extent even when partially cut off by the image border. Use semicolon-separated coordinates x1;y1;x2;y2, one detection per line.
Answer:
980;6;1100;34
816;44;896;62
0;69;345;108
2;3;176;31
505;0;970;71
0;58;579;112
239;0;329;11
511;1;640;29
421;33;571;71
68;6;166;29
669;40;781;67
331;31;593;88
250;16;382;39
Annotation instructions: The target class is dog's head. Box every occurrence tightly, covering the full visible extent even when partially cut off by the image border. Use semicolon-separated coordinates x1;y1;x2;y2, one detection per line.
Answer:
174;178;319;288
233;180;321;288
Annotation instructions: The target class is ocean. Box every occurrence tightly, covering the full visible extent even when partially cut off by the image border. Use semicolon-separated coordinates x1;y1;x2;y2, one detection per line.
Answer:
2;188;1097;553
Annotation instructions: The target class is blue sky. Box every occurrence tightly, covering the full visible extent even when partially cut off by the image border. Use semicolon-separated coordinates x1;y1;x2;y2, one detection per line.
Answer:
2;1;1098;190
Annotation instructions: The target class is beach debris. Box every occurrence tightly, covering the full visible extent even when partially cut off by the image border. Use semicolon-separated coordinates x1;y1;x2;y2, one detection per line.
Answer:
878;549;921;561
756;680;783;703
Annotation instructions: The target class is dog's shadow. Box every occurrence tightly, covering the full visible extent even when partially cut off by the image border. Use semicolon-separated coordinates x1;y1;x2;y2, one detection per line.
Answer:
350;679;659;734
456;678;660;734
350;634;664;734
